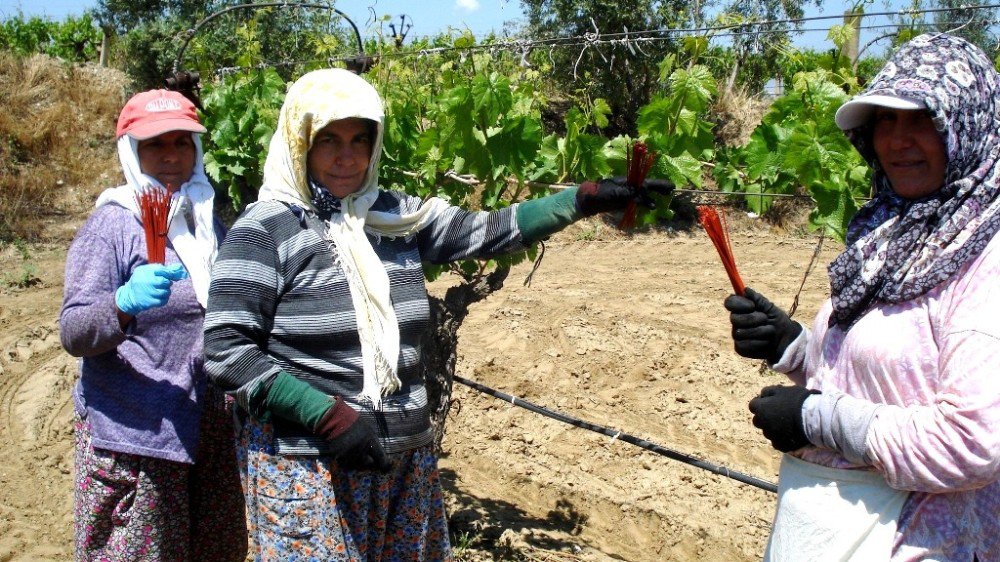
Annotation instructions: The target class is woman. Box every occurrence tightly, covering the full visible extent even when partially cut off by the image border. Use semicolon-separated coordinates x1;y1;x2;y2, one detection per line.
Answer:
60;89;247;561
203;68;669;559
724;34;1000;561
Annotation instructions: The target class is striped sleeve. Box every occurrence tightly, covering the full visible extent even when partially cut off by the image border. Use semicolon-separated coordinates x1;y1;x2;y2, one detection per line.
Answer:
203;207;283;414
399;193;525;264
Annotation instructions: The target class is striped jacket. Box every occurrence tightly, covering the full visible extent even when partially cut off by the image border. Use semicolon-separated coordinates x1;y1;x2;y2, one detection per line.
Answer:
204;190;524;455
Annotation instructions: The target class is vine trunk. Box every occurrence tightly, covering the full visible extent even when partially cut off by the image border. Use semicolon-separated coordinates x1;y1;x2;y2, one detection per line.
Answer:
423;267;511;451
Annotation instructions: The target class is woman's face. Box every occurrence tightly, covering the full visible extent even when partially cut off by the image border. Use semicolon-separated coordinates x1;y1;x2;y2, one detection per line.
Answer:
872;108;947;200
307;118;373;199
137;130;196;189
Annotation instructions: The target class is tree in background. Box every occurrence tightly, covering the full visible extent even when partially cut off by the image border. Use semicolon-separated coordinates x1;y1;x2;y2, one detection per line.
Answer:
517;0;821;136
888;0;997;56
715;0;821;91
92;0;214;31
518;0;688;136
93;0;359;90
930;0;997;56
93;0;226;89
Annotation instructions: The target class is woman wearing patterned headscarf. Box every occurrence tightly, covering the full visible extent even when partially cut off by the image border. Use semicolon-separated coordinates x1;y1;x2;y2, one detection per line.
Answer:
203;68;671;559
722;34;1000;560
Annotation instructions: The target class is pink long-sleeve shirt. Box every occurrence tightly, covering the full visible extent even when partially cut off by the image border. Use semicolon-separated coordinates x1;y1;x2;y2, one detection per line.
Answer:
779;232;1000;561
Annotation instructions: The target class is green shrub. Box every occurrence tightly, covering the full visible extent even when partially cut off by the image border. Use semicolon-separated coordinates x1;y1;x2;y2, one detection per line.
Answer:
0;13;100;63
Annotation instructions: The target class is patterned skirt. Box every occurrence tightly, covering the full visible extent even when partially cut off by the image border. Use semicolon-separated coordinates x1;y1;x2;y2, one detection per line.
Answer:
236;414;452;561
73;386;248;562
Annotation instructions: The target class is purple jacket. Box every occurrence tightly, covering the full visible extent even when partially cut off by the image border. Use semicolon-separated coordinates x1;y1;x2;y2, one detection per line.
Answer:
60;203;223;463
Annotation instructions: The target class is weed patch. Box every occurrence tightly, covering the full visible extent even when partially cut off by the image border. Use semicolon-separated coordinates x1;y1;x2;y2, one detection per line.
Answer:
0;53;126;242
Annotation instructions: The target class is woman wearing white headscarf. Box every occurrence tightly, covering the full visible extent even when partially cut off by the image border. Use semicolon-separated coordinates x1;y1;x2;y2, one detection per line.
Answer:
204;68;670;559
60;89;246;561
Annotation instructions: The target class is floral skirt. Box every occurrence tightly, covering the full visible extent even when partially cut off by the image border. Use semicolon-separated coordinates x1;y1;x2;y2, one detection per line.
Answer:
73;387;248;562
236;414;452;561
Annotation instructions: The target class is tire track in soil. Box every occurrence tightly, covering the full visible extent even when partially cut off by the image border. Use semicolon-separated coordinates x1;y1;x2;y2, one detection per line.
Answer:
0;248;76;562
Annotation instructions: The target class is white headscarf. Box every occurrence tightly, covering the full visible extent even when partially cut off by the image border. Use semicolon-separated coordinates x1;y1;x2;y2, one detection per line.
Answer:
96;133;218;307
258;68;448;409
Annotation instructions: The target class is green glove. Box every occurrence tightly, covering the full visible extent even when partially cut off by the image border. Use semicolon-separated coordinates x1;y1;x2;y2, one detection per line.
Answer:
263;371;391;472
516;187;582;243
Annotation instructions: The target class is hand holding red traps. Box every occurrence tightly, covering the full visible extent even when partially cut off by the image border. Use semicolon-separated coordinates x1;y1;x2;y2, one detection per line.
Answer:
696;205;746;295
618;141;658;230
135;183;175;264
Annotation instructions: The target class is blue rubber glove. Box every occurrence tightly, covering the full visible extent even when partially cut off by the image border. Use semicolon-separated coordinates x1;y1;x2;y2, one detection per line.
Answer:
115;263;188;316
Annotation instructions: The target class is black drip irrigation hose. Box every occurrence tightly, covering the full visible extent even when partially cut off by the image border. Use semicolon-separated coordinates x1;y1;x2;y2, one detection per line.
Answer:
453;375;778;494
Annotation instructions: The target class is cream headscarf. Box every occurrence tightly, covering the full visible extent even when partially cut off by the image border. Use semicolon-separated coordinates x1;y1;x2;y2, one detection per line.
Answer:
96;134;218;307
258;68;448;409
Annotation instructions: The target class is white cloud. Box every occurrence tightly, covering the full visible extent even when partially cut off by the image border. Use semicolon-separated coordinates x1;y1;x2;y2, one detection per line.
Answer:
456;0;480;11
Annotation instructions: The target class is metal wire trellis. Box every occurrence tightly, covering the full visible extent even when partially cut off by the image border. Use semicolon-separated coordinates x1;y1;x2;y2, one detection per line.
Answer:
359;3;1000;59
190;3;1000;76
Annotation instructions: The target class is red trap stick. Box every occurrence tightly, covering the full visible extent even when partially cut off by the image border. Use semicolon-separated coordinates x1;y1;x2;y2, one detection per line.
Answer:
619;141;657;230
135;183;175;264
697;205;745;295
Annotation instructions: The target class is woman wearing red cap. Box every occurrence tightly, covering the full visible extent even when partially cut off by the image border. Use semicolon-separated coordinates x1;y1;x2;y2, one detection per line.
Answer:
60;90;247;561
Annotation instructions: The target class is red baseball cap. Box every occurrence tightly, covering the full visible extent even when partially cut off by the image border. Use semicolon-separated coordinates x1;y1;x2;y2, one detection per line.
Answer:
116;89;207;140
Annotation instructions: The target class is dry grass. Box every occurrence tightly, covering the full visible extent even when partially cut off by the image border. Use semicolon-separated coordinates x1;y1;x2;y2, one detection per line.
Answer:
711;83;770;149
0;53;129;242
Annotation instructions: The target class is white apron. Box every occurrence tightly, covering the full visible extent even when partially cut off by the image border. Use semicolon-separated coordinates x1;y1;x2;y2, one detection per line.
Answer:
765;454;909;561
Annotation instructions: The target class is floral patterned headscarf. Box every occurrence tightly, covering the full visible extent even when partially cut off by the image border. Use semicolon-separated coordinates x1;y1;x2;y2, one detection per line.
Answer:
828;33;1000;328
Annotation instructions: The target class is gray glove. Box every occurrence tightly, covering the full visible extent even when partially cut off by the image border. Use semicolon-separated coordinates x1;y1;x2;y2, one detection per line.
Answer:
575;177;674;216
315;398;391;472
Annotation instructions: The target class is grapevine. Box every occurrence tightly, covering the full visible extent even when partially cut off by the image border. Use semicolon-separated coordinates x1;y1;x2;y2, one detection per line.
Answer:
196;32;871;244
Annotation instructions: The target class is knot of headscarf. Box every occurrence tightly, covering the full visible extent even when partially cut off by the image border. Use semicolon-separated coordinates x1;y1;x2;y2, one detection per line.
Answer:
828;33;1000;328
309;178;342;217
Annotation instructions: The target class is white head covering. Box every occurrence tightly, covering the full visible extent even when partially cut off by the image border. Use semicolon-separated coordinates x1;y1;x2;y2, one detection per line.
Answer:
258;68;448;408
834;94;926;130
96;133;218;307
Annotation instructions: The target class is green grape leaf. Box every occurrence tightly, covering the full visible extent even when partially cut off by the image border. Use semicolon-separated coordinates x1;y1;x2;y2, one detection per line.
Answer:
668;65;716;113
809;176;861;240
660;152;703;188
592;98;611;129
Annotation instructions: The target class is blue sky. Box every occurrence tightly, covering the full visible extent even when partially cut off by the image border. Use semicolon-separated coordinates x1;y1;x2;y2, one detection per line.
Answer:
0;0;525;37
0;0;918;53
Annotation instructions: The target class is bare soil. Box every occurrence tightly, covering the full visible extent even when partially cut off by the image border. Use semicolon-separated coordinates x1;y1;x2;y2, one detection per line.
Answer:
0;209;843;561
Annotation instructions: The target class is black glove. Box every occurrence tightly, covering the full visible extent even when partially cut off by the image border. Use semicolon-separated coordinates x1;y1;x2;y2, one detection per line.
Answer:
724;287;803;363
575;176;675;216
315;398;392;472
748;385;820;452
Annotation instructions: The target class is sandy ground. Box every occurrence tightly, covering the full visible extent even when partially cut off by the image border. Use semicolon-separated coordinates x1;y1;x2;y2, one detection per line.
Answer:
0;211;843;561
